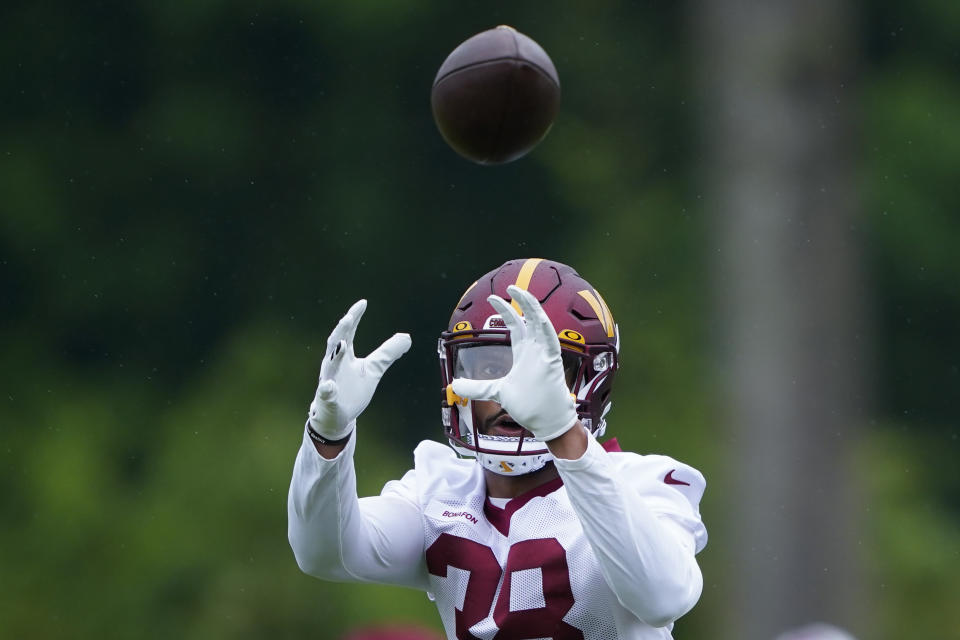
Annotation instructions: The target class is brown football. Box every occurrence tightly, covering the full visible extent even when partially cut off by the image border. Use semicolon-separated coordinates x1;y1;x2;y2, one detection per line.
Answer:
431;25;560;165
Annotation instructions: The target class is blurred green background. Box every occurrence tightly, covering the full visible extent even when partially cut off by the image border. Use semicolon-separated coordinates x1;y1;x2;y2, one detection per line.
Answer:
1;1;957;639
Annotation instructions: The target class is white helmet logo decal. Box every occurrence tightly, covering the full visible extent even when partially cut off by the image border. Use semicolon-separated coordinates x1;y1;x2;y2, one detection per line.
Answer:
483;315;507;329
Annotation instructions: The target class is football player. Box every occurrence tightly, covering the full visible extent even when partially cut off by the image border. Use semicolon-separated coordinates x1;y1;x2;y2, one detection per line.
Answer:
288;259;707;639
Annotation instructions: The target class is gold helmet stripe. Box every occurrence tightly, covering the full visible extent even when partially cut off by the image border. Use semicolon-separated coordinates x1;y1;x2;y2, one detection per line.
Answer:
595;290;616;338
577;289;614;337
510;258;544;315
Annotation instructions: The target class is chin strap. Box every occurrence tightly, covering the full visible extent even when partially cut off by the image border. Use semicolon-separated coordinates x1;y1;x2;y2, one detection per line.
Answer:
478;445;552;476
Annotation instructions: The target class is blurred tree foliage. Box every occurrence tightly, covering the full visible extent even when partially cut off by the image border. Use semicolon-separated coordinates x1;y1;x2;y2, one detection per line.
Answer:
0;1;956;638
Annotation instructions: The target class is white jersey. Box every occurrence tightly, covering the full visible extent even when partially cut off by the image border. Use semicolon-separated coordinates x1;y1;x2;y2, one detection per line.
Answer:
288;430;707;640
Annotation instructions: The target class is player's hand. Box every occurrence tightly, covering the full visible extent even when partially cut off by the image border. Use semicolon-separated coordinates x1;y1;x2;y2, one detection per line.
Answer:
451;285;578;442
308;299;411;441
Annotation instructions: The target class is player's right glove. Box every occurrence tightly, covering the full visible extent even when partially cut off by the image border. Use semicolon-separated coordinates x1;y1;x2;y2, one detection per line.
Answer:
307;299;411;442
451;285;579;442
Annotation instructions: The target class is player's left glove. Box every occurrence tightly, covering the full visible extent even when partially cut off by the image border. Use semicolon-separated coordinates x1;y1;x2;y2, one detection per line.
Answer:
451;285;579;442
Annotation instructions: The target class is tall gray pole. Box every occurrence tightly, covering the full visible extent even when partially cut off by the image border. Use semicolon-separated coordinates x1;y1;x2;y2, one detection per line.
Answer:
692;2;868;638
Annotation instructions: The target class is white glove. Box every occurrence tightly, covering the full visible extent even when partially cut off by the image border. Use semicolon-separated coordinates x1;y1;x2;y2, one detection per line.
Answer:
308;299;411;441
451;285;579;442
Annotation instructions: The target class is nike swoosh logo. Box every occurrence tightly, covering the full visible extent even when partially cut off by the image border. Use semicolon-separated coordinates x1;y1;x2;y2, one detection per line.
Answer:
664;470;690;486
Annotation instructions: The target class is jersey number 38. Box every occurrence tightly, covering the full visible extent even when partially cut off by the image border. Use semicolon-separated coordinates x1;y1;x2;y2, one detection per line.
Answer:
426;533;584;640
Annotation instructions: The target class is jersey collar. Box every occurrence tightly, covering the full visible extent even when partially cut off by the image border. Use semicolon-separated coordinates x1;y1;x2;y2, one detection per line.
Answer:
482;438;622;535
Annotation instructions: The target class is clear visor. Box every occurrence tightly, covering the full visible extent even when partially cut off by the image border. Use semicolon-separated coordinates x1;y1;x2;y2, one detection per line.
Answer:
454;344;581;388
454;344;513;380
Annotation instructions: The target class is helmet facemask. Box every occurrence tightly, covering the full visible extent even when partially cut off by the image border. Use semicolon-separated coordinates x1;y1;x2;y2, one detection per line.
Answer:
439;328;618;476
438;259;620;476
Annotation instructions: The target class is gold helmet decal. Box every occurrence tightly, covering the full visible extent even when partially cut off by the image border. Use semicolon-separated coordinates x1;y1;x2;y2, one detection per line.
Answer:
509;258;544;315
577;289;616;338
559;329;585;343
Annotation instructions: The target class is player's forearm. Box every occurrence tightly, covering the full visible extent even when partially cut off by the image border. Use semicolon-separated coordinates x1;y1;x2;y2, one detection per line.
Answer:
553;435;703;627
287;430;427;588
287;431;362;581
545;420;589;459
304;418;354;459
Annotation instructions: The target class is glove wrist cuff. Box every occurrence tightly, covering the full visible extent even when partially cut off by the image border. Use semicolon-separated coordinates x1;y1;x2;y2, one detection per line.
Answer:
306;423;353;447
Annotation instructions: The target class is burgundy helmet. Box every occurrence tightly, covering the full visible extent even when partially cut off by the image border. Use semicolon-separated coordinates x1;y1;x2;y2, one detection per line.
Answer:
438;258;620;475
